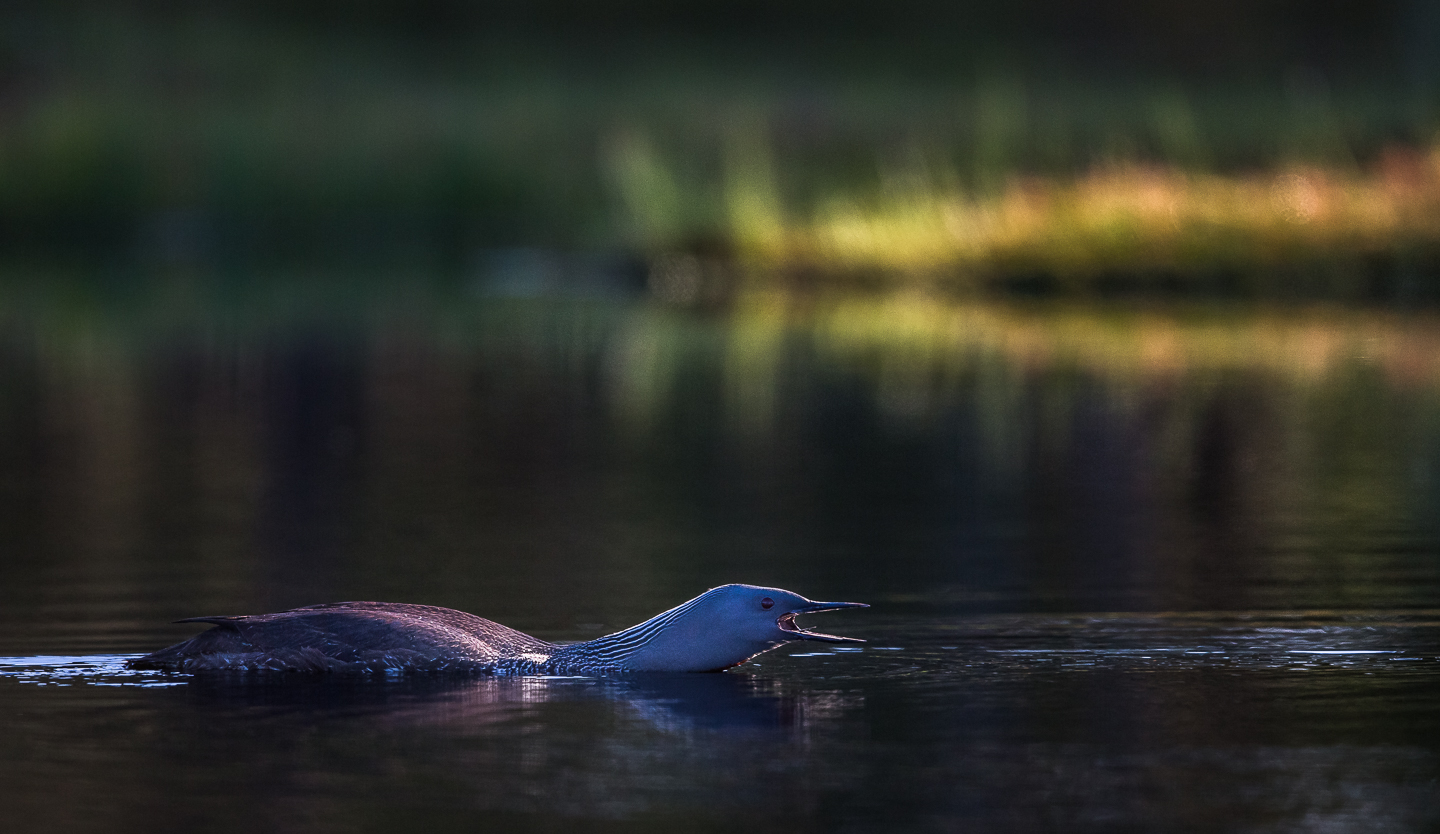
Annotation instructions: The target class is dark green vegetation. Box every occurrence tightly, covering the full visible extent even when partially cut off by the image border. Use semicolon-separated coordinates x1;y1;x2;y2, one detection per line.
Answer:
3;1;1440;295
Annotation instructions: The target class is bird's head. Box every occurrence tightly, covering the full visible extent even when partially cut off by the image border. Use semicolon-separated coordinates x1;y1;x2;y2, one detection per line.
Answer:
703;584;869;646
618;583;868;672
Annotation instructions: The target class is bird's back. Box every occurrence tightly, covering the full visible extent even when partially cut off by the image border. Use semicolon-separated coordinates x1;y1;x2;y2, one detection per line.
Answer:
130;601;556;673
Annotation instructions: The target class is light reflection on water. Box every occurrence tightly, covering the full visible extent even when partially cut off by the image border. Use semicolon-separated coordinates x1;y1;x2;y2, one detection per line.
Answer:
6;610;1434;685
2;295;1440;832
1;612;1437;832
0;655;185;688
1;612;1438;832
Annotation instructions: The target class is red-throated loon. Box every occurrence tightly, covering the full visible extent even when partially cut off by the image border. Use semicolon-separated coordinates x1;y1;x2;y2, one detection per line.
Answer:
128;584;867;674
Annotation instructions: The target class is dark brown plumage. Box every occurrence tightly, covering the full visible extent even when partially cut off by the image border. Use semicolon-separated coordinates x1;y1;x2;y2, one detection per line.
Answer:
130;602;554;673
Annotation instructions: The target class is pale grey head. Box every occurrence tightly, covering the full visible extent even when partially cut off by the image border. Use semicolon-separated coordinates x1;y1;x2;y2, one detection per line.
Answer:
570;583;869;672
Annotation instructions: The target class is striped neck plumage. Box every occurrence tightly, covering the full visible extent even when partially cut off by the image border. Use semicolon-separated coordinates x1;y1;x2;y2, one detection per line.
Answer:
545;584;867;673
552;592;713;671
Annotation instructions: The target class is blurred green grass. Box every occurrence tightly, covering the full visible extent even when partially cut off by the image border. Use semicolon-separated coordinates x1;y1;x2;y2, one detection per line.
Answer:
2;2;1439;296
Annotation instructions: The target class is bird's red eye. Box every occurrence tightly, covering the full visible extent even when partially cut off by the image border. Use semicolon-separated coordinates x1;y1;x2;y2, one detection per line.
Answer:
760;597;774;610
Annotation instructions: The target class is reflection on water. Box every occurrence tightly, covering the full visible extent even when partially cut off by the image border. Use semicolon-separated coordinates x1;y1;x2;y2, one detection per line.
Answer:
0;655;844;732
1;292;1439;831
1;610;1436;833
0;655;184;688
3;296;1439;633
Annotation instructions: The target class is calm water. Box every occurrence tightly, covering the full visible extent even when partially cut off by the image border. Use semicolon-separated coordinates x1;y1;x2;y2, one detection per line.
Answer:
1;293;1438;832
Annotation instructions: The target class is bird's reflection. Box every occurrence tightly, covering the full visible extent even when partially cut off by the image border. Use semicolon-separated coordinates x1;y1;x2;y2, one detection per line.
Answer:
176;669;863;734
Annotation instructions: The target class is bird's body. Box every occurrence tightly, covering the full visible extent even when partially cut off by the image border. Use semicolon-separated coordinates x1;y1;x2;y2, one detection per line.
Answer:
128;585;866;674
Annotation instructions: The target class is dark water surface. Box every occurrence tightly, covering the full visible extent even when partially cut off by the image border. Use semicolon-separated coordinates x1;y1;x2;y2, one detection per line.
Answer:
2;295;1438;832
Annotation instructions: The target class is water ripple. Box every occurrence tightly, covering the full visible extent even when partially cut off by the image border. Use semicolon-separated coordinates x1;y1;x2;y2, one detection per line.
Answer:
0;654;186;688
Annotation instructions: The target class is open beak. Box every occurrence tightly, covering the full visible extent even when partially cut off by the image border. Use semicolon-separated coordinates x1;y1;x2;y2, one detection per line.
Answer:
777;600;868;643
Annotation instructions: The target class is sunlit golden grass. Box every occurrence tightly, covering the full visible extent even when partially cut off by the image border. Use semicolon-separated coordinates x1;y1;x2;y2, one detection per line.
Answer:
749;146;1440;283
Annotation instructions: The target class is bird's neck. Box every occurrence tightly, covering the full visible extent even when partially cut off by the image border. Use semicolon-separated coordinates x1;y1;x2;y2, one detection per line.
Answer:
550;594;757;672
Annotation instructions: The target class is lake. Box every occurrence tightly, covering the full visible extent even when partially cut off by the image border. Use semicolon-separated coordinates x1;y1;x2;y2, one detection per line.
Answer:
1;289;1437;832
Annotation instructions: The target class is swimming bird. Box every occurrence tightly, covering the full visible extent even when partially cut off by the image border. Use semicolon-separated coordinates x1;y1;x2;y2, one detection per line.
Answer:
128;584;867;674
